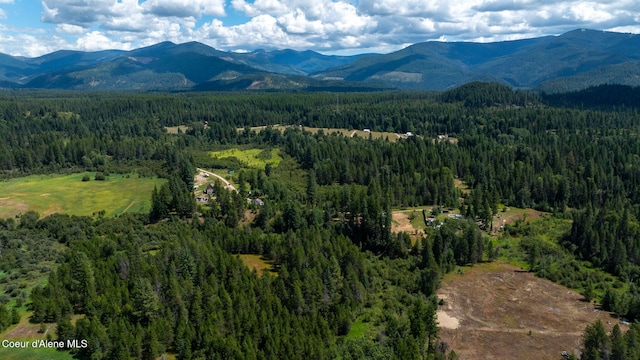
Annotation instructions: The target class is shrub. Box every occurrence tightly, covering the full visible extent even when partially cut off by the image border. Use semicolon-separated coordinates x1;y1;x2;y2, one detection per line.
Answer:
81;175;90;182
95;172;105;181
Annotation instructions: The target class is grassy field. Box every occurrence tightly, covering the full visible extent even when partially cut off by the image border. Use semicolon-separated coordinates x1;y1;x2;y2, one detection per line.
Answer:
0;311;74;360
210;148;283;169
164;125;191;134
0;172;166;219
0;346;75;360
237;254;278;277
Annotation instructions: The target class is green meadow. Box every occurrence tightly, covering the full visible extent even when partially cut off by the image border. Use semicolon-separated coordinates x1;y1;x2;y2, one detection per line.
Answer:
210;148;283;169
0;172;166;219
0;346;75;360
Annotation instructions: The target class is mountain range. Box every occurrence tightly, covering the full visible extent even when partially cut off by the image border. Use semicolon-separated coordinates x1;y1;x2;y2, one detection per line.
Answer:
1;29;639;92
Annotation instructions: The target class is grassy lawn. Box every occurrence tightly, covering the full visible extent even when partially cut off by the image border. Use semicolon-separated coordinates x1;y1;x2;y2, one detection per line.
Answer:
210;148;283;169
237;254;278;277
0;172;165;219
0;346;75;360
345;316;370;339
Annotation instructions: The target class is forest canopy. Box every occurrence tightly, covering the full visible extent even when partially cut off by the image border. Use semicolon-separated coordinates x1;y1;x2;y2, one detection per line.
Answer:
0;84;639;359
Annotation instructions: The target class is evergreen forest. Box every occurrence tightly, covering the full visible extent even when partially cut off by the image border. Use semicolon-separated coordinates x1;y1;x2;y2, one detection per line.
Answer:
1;83;640;359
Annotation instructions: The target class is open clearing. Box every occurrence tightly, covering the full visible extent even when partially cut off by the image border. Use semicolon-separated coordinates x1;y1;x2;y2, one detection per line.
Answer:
210;148;283;169
493;207;546;232
239;125;405;142
164;125;191;134
0;172;165;219
238;254;278;277
391;211;425;243
0;312;73;360
437;262;622;360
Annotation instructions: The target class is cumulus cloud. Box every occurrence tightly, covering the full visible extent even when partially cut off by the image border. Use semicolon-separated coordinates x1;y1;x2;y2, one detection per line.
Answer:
0;0;635;56
75;30;132;51
41;0;116;26
141;0;225;18
56;23;85;34
0;32;68;57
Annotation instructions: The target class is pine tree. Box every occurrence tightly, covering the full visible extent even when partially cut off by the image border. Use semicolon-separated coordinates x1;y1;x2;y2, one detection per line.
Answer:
610;324;626;360
581;320;610;360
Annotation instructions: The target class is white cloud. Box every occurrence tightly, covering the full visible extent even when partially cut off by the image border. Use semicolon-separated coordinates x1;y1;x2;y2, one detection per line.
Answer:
0;32;68;57
0;0;636;56
75;30;132;51
141;0;225;18
41;0;116;25
231;0;288;17
56;23;85;34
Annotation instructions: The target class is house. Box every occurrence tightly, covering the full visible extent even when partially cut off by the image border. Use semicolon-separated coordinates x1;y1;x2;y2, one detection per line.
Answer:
426;217;436;226
204;183;215;195
252;198;265;206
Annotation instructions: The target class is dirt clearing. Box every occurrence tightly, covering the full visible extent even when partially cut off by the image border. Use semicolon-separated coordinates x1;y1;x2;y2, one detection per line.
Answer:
437;262;622;360
492;207;546;233
391;211;424;243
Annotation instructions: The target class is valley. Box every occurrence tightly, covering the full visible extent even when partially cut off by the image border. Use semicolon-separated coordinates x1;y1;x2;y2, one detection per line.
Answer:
0;86;638;359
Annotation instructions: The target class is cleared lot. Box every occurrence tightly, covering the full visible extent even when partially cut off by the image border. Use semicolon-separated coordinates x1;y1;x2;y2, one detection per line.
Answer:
437;262;622;360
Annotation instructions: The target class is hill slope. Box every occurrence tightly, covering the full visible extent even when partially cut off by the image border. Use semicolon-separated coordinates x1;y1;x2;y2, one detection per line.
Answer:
1;29;639;91
315;29;640;91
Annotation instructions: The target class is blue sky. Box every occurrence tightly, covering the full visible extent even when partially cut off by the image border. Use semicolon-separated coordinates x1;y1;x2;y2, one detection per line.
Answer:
0;0;638;57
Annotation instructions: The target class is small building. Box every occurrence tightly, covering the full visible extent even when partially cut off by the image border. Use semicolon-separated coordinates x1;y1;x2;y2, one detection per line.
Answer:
204;184;215;195
363;129;371;133
252;198;265;206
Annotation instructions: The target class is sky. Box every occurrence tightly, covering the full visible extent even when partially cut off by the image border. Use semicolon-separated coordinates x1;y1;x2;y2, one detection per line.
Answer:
0;0;638;57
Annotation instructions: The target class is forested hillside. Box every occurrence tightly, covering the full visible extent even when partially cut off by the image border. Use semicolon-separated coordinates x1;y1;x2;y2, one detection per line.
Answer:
1;84;640;358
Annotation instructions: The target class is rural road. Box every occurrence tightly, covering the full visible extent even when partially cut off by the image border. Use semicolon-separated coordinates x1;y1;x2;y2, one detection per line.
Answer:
196;168;238;193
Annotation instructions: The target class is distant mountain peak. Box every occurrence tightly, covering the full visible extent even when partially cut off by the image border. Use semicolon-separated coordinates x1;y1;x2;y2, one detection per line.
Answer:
0;29;637;92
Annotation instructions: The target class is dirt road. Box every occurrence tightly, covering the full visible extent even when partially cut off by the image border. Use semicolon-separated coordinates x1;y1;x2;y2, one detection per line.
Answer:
196;168;237;193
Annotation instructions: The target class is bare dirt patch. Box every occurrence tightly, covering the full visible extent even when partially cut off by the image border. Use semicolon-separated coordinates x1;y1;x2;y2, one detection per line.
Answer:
2;312;52;340
0;199;29;218
194;173;209;188
391;211;424;243
437;262;622;360
242;210;256;226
